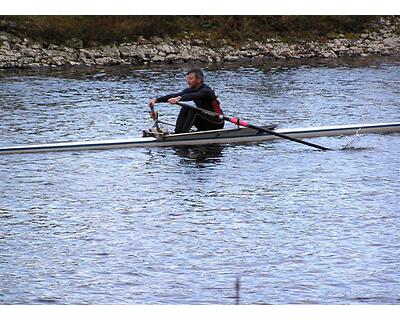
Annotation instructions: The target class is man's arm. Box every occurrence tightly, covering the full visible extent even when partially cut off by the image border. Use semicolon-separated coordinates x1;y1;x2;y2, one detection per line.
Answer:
149;89;187;107
163;87;213;105
156;89;189;103
156;92;182;103
180;86;214;101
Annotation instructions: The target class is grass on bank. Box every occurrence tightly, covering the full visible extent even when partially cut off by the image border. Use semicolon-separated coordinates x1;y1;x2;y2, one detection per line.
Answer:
0;16;387;46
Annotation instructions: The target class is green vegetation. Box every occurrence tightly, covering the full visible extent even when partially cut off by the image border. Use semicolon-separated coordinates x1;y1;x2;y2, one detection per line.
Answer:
0;16;380;46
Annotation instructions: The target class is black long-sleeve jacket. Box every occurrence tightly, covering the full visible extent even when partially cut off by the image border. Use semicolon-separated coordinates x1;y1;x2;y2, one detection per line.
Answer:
156;83;223;114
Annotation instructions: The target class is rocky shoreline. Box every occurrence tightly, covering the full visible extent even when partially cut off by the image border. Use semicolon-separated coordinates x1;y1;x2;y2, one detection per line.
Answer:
1;17;399;69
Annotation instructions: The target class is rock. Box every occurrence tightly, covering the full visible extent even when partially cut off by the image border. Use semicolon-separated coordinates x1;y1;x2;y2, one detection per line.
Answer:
224;55;239;62
95;57;121;65
63;46;76;54
52;56;66;66
141;46;158;58
99;45;120;58
65;38;83;49
31;43;43;50
46;49;65;58
264;43;273;50
240;49;258;57
307;43;317;51
137;36;148;44
151;55;166;63
1;41;11;50
165;54;180;61
192;39;204;45
68;60;81;66
34;56;44;63
270;50;286;59
118;45;140;58
179;52;192;61
321;50;338;58
29;63;43;68
48;44;59;50
157;44;177;54
383;37;399;47
0;49;14;59
21;47;37;57
333;39;341;46
150;36;164;44
79;48;95;59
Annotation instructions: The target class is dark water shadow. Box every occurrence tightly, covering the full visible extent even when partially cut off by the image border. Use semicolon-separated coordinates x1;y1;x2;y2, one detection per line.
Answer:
172;145;224;167
339;146;375;152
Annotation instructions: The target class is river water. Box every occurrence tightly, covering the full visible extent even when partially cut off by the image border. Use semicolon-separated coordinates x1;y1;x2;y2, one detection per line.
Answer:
0;57;399;304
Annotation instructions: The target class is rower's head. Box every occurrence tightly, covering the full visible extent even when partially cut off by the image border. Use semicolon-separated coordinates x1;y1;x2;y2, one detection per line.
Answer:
186;69;203;90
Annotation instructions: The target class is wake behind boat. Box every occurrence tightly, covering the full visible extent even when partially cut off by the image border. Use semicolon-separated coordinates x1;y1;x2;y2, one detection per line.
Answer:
0;122;399;155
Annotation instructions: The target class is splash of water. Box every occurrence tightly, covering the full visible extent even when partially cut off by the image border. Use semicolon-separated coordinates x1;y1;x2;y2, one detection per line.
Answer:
342;128;363;149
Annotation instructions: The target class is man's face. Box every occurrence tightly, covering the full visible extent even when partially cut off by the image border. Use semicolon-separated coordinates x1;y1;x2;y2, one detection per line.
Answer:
186;73;202;89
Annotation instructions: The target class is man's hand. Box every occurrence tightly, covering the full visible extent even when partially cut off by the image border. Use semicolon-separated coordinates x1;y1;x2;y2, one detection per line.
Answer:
148;98;157;108
168;96;181;104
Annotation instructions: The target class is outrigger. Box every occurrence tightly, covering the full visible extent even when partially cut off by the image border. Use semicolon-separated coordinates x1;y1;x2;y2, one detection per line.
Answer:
0;102;399;155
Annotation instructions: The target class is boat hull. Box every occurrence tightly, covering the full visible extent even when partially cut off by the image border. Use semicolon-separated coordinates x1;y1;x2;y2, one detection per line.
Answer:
0;122;399;155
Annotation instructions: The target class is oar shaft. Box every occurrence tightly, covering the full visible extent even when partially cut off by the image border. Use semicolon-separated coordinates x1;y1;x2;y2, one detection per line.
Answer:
176;102;330;151
245;122;330;151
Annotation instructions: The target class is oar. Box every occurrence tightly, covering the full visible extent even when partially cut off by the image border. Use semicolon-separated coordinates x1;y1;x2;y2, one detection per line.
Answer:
175;102;331;151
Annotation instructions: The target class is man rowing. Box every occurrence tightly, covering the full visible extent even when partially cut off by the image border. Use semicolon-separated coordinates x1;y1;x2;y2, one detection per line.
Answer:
148;69;224;133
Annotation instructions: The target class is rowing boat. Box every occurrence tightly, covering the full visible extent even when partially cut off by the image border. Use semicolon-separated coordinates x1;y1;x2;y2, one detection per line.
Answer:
0;122;399;155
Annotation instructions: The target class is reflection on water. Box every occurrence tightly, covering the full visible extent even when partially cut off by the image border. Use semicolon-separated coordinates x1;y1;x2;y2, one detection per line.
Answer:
0;57;399;304
173;145;225;166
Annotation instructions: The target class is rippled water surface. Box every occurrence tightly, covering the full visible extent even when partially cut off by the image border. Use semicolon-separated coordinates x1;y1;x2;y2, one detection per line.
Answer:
1;57;399;304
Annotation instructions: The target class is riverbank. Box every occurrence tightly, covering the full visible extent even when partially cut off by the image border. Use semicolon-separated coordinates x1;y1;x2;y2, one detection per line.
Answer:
0;17;399;69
